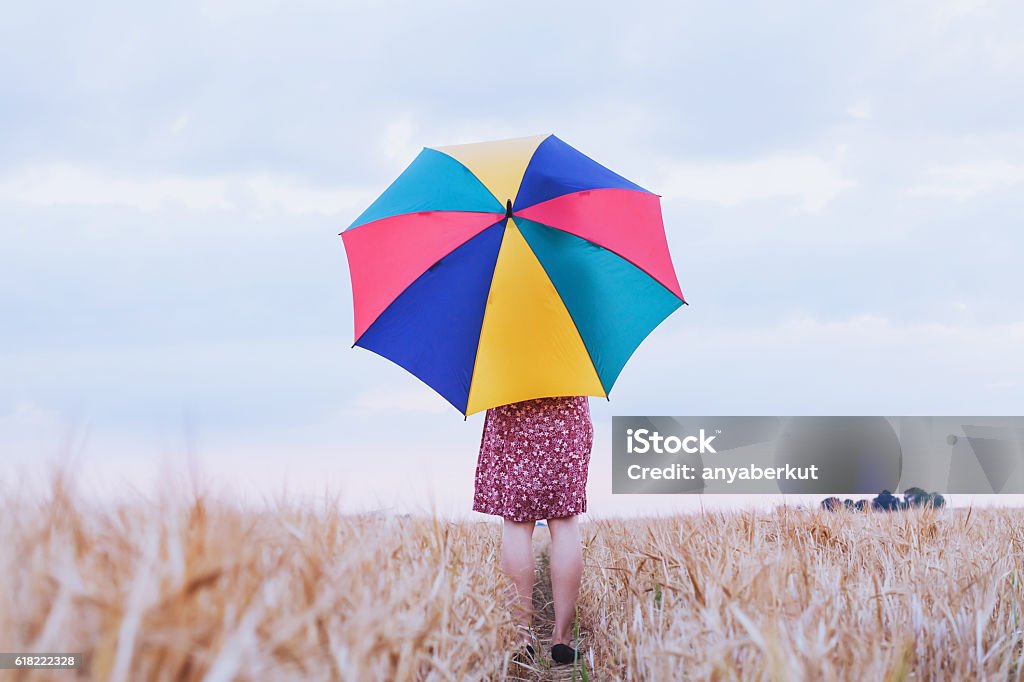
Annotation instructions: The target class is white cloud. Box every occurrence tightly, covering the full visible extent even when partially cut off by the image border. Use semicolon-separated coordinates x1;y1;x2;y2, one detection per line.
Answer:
380;115;419;164
0;401;63;432
906;160;1024;201
931;0;996;26
342;387;451;416
198;0;289;22
169;113;191;135
0;163;376;217
658;154;856;213
609;313;1024;417
847;99;873;120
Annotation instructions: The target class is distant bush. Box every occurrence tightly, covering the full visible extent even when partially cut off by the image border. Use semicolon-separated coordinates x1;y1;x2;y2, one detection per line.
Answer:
822;487;946;512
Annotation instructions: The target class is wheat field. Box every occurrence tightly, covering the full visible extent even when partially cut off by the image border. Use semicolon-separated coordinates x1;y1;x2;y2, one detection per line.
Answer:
3;473;1024;681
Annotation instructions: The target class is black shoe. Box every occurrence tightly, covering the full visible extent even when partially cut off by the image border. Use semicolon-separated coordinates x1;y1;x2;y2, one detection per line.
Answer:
551;643;578;665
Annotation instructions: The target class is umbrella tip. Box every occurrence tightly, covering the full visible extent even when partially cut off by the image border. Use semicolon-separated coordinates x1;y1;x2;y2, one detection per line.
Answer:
505;199;513;218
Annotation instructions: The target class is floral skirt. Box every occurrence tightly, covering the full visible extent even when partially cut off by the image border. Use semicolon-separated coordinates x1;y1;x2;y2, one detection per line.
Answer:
472;396;593;523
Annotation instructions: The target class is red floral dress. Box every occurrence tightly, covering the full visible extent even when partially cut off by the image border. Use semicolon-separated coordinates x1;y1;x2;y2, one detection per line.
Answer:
472;396;593;522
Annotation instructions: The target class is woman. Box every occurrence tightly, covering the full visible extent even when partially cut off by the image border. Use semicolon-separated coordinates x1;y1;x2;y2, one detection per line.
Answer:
472;395;593;666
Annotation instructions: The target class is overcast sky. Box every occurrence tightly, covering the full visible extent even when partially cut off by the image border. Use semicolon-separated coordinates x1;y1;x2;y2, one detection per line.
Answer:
2;0;1023;515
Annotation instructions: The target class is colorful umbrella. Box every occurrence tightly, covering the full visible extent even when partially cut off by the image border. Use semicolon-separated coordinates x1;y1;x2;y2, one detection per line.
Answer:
340;134;685;416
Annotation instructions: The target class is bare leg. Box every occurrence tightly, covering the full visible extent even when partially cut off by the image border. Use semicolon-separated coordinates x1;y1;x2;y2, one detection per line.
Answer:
547;515;583;645
501;519;536;643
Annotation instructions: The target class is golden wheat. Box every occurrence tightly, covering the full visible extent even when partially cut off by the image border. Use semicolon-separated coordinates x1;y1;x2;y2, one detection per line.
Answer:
2;474;1022;681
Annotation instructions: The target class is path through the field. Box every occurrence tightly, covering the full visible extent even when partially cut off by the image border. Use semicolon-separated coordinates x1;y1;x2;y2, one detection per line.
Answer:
507;538;594;681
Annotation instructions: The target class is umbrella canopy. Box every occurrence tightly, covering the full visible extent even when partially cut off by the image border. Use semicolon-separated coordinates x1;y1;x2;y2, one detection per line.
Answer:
341;134;685;416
